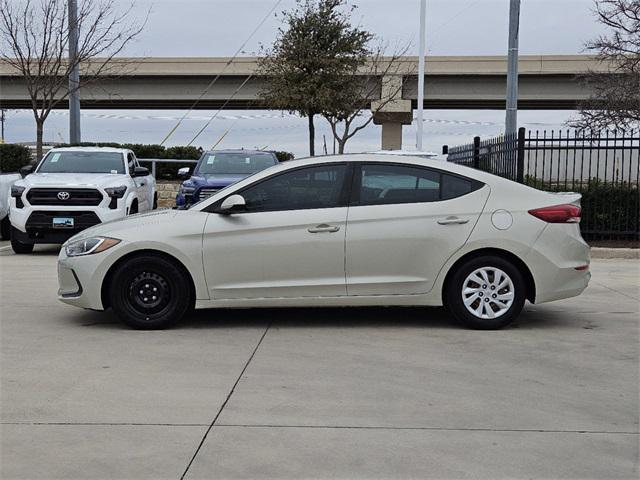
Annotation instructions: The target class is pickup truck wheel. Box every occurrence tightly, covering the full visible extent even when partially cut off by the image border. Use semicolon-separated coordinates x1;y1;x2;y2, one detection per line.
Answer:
1;216;10;240
10;227;34;254
109;254;190;329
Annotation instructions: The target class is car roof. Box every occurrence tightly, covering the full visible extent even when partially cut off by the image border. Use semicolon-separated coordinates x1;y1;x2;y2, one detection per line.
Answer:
233;153;509;186
48;147;128;154
369;150;440;157
203;149;275;155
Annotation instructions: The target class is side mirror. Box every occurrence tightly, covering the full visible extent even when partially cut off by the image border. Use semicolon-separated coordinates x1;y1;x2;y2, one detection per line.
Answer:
218;194;246;214
132;166;149;177
178;167;191;179
19;165;34;178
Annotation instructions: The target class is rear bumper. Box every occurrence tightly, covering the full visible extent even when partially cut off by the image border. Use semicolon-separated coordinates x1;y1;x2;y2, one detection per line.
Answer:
526;223;591;303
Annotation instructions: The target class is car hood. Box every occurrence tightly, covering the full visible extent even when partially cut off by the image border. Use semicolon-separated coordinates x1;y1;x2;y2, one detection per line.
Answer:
68;209;179;241
20;172;129;188
196;173;249;187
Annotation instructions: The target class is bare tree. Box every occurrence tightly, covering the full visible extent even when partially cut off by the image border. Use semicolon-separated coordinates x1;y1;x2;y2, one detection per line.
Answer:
571;0;640;130
322;43;411;154
0;0;146;158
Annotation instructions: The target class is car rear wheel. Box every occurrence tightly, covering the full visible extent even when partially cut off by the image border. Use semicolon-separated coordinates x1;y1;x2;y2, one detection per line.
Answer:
109;254;191;329
444;255;525;329
10;227;34;254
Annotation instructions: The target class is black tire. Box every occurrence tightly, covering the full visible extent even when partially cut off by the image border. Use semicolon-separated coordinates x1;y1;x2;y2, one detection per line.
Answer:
109;254;191;329
10;227;34;254
129;201;138;215
444;255;526;330
1;216;10;240
152;193;158;210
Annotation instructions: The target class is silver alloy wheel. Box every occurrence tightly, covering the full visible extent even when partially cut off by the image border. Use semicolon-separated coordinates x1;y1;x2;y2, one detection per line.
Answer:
462;267;515;319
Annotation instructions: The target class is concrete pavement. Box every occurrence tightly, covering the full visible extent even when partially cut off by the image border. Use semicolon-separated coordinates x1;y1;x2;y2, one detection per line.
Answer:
1;242;638;479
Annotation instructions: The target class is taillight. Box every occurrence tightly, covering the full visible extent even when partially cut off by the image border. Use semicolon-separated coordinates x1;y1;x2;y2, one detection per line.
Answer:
528;204;581;223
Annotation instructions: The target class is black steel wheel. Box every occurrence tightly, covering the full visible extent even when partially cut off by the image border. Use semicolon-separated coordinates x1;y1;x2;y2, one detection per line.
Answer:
109;254;191;329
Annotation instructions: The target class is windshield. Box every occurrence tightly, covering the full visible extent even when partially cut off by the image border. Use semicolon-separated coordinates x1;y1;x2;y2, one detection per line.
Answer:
197;152;277;175
38;151;125;174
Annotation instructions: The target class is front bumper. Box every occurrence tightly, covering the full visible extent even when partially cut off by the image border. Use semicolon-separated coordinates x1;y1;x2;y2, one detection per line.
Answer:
57;246;116;310
10;204;126;244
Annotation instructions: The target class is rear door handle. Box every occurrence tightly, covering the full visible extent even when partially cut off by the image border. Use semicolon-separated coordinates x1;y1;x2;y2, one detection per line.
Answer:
308;224;340;233
437;216;469;225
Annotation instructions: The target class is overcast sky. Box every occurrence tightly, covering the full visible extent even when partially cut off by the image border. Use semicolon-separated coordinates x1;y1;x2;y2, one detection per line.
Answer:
5;0;605;157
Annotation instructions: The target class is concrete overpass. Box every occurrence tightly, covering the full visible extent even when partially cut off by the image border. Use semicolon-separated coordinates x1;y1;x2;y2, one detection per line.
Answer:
0;55;603;149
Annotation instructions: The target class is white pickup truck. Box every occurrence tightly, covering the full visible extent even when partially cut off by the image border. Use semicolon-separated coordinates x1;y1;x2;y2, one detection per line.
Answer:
0;171;21;240
9;147;157;254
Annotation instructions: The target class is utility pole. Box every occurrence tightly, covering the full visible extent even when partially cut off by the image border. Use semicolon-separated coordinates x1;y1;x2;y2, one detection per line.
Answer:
0;109;5;143
505;0;521;137
68;0;81;143
416;0;426;151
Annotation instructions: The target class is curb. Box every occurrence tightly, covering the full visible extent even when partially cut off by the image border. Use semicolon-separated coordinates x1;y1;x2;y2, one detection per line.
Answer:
590;247;639;259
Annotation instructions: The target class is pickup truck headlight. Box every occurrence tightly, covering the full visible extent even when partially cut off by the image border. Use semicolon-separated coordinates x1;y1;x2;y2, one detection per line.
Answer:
180;186;196;195
65;237;121;257
10;185;25;197
105;186;127;198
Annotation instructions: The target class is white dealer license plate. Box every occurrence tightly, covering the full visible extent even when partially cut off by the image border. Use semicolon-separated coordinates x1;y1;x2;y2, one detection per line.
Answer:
52;217;74;229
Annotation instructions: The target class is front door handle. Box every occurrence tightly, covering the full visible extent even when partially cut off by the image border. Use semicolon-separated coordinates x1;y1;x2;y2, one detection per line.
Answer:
437;216;469;225
308;224;340;233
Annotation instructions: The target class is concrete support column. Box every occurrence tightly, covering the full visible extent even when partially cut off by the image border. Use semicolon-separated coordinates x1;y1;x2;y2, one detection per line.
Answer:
381;122;403;150
371;75;413;150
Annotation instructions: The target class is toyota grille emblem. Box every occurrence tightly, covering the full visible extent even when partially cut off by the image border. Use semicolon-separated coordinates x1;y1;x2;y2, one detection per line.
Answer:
57;191;70;201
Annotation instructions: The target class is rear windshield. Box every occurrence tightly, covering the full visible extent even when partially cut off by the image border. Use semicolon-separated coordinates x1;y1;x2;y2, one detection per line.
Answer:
38;151;125;174
198;152;277;175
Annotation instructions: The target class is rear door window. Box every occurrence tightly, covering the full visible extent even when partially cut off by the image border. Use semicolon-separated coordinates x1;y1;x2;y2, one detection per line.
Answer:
354;163;480;205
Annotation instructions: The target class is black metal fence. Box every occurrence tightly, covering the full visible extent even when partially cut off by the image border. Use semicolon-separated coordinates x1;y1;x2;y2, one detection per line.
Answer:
444;128;639;241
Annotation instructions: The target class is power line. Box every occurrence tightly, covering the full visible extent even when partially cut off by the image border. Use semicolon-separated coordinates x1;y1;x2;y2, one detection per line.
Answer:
159;0;283;145
187;74;254;146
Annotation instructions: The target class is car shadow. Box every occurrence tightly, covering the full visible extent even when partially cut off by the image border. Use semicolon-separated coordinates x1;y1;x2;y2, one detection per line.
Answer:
65;303;575;331
66;305;459;330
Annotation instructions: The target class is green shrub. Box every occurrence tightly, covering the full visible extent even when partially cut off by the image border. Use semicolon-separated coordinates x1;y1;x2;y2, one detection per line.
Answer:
0;144;32;172
272;150;295;162
165;146;202;159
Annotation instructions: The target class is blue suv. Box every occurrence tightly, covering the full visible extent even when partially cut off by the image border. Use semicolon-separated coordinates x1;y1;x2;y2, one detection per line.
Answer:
176;150;279;207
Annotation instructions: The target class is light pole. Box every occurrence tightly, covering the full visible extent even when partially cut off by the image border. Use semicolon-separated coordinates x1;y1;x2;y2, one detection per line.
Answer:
505;0;521;137
68;0;81;143
416;0;426;151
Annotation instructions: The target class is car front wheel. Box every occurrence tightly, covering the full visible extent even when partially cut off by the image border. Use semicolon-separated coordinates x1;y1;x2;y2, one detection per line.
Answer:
1;216;10;240
444;255;526;329
10;227;34;254
109;254;191;329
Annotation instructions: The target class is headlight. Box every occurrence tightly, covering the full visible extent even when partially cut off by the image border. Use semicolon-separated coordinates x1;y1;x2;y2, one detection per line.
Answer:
181;186;196;195
10;185;25;197
65;237;121;257
105;186;127;198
